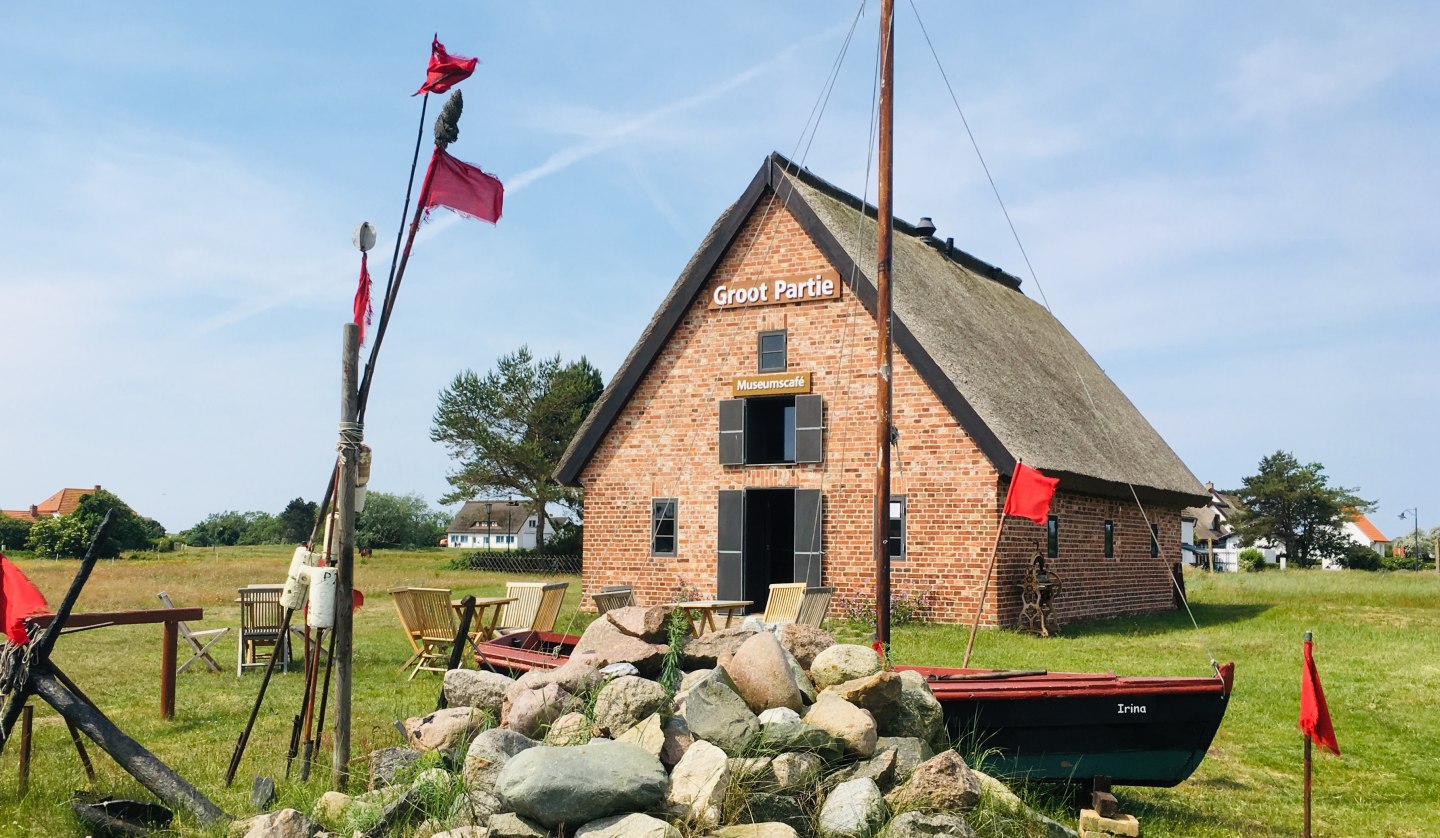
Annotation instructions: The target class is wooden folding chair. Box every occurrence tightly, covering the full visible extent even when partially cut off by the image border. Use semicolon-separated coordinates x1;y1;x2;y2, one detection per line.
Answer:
389;586;426;671
397;587;459;680
157;591;229;674
592;584;637;615
237;586;289;676
497;581;569;635
763;583;807;623
796;586;837;628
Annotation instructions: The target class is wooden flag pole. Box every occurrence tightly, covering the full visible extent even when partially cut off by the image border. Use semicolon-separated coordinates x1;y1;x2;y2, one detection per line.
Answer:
333;323;361;790
962;509;1009;669
1303;629;1313;838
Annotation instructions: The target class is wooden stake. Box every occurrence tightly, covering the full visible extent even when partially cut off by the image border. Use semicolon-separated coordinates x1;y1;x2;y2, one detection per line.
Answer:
17;705;32;797
333;322;360;790
963;511;1008;668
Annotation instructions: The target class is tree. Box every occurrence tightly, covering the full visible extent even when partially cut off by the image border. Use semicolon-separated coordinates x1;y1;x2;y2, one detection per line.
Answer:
1230;451;1373;568
355;491;448;549
431;347;603;552
26;489;154;558
183;511;254;547
277;497;319;544
0;516;32;552
1387;525;1439;569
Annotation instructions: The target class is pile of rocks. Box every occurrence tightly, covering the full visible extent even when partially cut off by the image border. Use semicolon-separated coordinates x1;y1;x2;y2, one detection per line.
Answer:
230;605;1075;838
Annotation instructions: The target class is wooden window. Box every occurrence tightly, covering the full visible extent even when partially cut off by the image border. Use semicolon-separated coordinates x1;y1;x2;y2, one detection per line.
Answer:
651;498;677;557
1047;515;1059;558
1150;522;1160;558
887;497;906;560
1104;519;1114;558
758;329;787;372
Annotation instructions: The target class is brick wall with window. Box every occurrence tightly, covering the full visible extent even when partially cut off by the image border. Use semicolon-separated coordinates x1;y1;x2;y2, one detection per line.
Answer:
577;192;1179;625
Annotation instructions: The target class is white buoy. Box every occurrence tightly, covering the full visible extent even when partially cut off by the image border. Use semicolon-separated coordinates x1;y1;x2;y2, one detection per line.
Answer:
281;546;317;611
306;565;338;629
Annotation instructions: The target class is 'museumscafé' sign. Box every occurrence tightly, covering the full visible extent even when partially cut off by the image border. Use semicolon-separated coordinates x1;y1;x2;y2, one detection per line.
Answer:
732;372;813;397
709;269;841;310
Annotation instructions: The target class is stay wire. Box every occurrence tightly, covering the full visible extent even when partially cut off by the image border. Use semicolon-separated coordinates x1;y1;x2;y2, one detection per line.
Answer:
906;0;1219;674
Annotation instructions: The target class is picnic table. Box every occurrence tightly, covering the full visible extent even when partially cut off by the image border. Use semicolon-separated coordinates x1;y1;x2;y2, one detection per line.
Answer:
673;600;752;636
27;607;203;720
452;596;518;643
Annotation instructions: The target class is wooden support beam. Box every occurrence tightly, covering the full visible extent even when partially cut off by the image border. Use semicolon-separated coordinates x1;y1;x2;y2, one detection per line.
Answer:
333;322;360;790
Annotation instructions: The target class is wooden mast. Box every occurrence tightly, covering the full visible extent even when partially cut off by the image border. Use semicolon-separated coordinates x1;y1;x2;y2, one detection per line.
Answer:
873;0;896;648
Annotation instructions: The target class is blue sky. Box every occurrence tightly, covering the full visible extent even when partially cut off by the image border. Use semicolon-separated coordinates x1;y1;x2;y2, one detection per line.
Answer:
3;2;1436;534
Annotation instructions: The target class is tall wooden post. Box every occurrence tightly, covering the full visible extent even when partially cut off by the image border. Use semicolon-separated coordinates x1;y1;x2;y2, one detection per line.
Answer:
1302;631;1313;838
333;323;360;789
872;0;896;650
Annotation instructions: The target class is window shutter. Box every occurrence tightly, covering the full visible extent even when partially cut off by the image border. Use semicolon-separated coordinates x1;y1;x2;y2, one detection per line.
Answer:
718;399;745;465
717;490;745;600
793;489;823;587
794;394;824;463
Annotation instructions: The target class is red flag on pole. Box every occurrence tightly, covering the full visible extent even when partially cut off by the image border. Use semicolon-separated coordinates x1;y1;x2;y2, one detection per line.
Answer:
421;148;504;225
1002;462;1059;525
415;37;478;96
352;252;372;346
1299;635;1340;755
1;554;50;645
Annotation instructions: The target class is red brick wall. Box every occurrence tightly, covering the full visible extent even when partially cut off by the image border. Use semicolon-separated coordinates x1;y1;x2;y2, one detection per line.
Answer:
578;193;1179;627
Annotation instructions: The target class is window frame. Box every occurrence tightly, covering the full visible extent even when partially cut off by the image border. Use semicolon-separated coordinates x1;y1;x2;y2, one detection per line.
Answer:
651;497;678;557
1103;519;1115;559
1047;514;1059;559
757;329;788;373
1150;522;1160;558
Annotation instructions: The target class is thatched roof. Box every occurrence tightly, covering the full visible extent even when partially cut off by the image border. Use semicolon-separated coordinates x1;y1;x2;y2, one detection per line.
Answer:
556;153;1207;507
446;500;539;535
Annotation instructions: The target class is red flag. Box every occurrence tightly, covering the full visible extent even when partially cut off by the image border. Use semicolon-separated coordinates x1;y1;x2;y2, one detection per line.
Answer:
353;252;372;345
415;36;478;96
421;148;503;225
1300;637;1340;755
1;554;50;645
1002;462;1058;525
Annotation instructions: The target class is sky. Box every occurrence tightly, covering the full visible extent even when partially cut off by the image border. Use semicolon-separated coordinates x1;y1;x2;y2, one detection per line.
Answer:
2;2;1437;535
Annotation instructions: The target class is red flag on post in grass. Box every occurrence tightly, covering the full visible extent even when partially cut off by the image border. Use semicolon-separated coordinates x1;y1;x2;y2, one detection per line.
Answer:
415;36;478;96
1300;633;1340;755
421;148;504;225
1;554;50;645
1002;462;1059;525
352;252;372;346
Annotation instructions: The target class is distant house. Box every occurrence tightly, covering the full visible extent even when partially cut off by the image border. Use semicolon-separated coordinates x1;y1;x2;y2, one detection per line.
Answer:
443;500;561;550
3;485;106;522
1341;512;1389;556
1181;483;1282;571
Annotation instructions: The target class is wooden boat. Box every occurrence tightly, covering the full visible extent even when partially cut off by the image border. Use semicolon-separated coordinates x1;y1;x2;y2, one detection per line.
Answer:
476;631;1231;787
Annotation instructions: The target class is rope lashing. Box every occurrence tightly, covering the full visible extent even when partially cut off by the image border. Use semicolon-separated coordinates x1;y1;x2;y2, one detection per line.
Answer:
336;421;364;452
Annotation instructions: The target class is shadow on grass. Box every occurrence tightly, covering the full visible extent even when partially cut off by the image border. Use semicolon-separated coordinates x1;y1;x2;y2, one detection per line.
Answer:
1058;603;1272;638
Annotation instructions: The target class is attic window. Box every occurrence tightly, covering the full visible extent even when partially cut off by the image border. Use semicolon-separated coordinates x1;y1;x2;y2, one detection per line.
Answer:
758;330;787;372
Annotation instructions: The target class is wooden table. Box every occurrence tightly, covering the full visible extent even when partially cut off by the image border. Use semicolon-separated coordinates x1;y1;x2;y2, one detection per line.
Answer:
28;607;204;720
674;600;752;636
452;596;518;644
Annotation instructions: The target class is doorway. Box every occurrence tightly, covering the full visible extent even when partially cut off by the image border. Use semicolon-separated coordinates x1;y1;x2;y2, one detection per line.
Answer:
743;488;795;609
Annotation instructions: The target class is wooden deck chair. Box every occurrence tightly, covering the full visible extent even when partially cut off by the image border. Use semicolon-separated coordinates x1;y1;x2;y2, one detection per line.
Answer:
157;591;229;674
497;581;569;635
592;584;637;615
395;587;459;680
763;583;808;623
389;586;426;671
796;586;837;628
237;586;289;676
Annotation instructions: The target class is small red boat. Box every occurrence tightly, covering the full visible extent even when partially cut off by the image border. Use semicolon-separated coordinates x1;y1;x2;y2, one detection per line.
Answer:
475;631;1232;788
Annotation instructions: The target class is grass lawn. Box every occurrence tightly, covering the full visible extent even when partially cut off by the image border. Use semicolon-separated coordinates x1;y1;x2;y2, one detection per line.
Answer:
1;550;1436;837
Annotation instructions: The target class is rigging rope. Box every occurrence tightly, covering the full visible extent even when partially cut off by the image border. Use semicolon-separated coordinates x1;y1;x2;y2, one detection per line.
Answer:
905;0;1220;675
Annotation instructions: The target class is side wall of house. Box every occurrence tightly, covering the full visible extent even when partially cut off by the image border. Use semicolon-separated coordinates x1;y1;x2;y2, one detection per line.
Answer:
579;193;1179;626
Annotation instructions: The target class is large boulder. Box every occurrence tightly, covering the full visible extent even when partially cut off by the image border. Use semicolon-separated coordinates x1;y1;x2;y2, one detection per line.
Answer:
973;770;1077;838
576;812;682;837
810;644;882;690
885;750;981;813
605;604;676;642
402;706;490;752
725;632;805;714
369;746;421;789
574;617;668;674
883;811;978;838
681;667;760;754
818;778;888;838
776;623;834;669
504;683;581;738
682;626;756;669
756;721;847;761
616;712;666;759
874;670;944;744
665;739;731;826
228;809;318;838
804;693;878;758
592;675;671;736
495;739;668;828
510;659;603;698
463;728;538;792
444;669;516;716
824;671;902;714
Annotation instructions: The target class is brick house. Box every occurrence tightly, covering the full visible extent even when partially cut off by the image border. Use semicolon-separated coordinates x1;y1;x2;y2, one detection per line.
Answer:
3;485;105;522
555;154;1208;626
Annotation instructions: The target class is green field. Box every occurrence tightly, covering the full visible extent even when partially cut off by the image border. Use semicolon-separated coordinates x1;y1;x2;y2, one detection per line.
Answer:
0;549;1435;837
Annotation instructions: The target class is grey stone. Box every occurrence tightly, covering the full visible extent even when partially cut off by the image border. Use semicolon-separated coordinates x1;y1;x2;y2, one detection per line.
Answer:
660;714;695;769
782;645;817;704
757;707;802;725
605;604;676;642
885;750;981;813
681;626;756;669
776;623;835;669
883;810;977;838
574;617;668;675
974;770;1077;838
666;739;731;826
726;631;806;714
598;661;639;678
543;711;594;746
510;659;603;699
495;739;668;828
771;751;823;790
463;728;539;793
576;812;682;837
850;746;898;791
874;670;944;745
756;721;846;761
504;683;581;738
615;711;666;758
681;666;760;754
712;826;801;838
444;669;516;716
310;791;350;824
737;792;808;833
448;788;504;828
810;645;882;690
727;756;774;781
430;828;490;838
251;775;276;811
592;674;670;736
824;671;903;714
370;746;422;790
818;777;888;838
228;808;318;838
487;812;548;837
679;668;713;693
804;692;878;758
875;736;933;786
404;706;491;752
